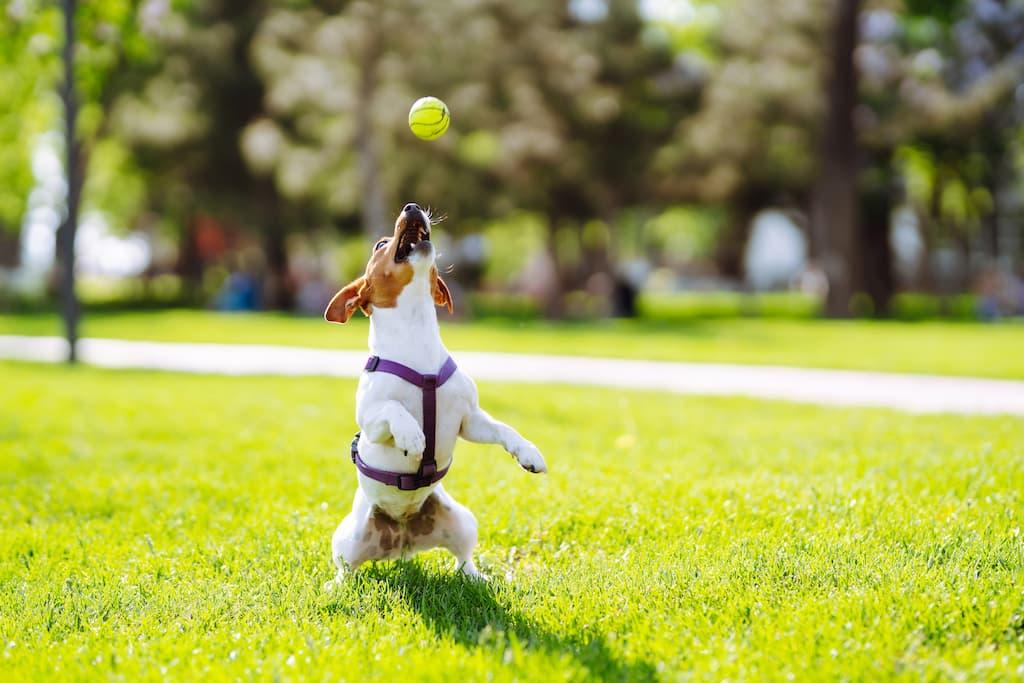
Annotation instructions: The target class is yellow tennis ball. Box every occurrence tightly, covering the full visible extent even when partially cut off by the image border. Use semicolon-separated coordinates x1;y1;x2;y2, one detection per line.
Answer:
408;96;450;141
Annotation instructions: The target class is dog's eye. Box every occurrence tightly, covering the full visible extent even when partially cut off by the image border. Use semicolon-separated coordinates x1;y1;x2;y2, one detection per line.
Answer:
374;239;389;252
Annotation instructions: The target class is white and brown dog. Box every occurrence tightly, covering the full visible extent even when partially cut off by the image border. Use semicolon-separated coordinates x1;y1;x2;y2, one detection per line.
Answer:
324;203;546;581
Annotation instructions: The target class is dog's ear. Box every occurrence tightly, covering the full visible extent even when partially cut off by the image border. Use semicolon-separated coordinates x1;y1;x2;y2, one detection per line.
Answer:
431;268;454;314
325;276;369;324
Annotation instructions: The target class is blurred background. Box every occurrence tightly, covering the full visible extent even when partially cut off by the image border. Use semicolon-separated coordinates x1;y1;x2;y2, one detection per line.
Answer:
2;0;1024;339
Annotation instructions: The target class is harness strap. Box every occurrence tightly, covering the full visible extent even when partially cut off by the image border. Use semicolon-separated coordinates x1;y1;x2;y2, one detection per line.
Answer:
350;432;449;490
353;355;457;490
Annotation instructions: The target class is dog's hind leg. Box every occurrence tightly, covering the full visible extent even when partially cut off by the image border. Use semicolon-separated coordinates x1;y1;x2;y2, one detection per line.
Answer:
428;487;484;579
401;486;483;578
326;489;375;590
447;513;484;580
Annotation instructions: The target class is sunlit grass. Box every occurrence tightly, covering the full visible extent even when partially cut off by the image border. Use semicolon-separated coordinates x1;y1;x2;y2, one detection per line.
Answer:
2;309;1023;379
2;362;1022;680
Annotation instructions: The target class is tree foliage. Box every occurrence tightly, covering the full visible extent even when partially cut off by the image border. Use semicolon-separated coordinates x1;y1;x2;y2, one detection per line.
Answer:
1;0;1023;319
0;1;60;231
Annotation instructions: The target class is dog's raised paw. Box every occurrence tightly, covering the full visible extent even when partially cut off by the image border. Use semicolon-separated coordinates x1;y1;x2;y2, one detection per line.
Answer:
392;422;426;455
513;443;547;474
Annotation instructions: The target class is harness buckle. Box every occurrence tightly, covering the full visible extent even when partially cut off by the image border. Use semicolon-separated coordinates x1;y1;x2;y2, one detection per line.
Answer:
350;432;361;463
365;356;380;372
397;474;419;491
420;462;437;478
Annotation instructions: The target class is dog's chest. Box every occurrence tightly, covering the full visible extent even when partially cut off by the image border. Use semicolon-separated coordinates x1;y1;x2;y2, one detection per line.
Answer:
359;372;466;426
356;371;471;476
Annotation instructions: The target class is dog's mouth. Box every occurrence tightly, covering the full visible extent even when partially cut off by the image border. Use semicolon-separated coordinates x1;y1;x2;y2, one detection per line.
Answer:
395;215;430;263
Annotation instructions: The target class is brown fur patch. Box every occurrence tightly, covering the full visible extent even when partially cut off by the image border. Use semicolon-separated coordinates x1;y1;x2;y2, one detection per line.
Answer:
371;507;400;533
325;208;454;323
363;495;441;554
362;251;415;311
324;250;414;324
324;277;366;324
407;494;439;537
371;506;403;552
430;267;454;313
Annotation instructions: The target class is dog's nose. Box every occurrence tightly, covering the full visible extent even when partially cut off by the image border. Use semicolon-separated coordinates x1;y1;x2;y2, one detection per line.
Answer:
403;203;420;214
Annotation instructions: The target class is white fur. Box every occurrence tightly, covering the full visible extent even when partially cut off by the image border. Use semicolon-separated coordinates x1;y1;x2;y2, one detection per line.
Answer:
329;237;546;584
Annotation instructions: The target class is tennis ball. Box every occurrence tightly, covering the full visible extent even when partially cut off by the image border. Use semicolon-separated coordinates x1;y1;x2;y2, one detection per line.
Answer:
408;96;450;141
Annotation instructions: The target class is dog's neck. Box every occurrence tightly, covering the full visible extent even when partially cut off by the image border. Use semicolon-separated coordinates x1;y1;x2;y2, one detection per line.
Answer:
367;275;447;372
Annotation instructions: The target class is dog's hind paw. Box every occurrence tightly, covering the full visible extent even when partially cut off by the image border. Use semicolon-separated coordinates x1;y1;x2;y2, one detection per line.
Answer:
323;565;353;593
457;560;487;581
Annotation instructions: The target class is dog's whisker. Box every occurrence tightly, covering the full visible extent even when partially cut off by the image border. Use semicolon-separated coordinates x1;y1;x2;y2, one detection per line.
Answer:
423;206;447;225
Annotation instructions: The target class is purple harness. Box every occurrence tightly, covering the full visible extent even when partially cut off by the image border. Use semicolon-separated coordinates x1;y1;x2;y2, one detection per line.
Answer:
350;355;458;491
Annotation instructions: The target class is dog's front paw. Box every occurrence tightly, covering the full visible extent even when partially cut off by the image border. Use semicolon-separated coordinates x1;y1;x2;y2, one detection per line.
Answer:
391;418;426;455
512;442;547;474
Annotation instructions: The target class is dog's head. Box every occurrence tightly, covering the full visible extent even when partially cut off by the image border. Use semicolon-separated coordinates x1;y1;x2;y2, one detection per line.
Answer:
324;203;453;324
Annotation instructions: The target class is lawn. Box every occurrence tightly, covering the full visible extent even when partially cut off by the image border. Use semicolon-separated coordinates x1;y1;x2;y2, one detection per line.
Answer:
2;309;1024;379
2;362;1022;680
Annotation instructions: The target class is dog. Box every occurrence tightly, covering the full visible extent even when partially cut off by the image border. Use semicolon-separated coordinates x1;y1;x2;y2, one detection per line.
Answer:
324;203;547;581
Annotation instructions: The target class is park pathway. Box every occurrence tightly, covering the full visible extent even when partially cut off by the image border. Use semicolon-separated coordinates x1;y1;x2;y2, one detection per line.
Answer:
2;334;1022;416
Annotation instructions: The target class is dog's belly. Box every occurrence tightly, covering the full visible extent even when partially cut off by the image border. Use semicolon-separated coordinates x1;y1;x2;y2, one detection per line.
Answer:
359;477;437;520
355;492;447;561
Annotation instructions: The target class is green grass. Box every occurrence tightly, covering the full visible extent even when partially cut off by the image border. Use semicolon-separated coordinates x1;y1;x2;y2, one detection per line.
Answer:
2;362;1022;680
2;309;1024;379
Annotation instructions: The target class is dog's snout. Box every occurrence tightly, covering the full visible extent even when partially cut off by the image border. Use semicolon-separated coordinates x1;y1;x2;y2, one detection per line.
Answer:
402;203;421;214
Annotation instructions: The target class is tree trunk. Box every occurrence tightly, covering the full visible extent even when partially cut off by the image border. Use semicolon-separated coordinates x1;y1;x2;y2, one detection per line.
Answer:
985;183;1000;263
810;0;861;318
262;219;292;311
356;30;388;241
858;155;894;317
56;0;81;362
984;137;1007;265
716;186;770;280
956;230;972;294
176;216;204;303
0;225;20;268
542;215;566;318
920;171;943;295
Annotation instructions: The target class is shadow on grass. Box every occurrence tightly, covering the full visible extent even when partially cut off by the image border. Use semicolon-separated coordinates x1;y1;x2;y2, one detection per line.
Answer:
324;561;656;681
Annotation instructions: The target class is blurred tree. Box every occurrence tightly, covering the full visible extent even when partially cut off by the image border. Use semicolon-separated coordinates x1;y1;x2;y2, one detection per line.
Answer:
811;0;861;317
246;0;692;315
0;2;59;265
654;0;828;279
0;0;161;357
109;0;299;308
55;0;156;359
57;0;82;359
663;0;1024;316
12;0;1022;323
452;0;695;315
857;0;1024;311
813;0;1019;315
244;1;415;241
243;0;554;237
69;0;164;356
